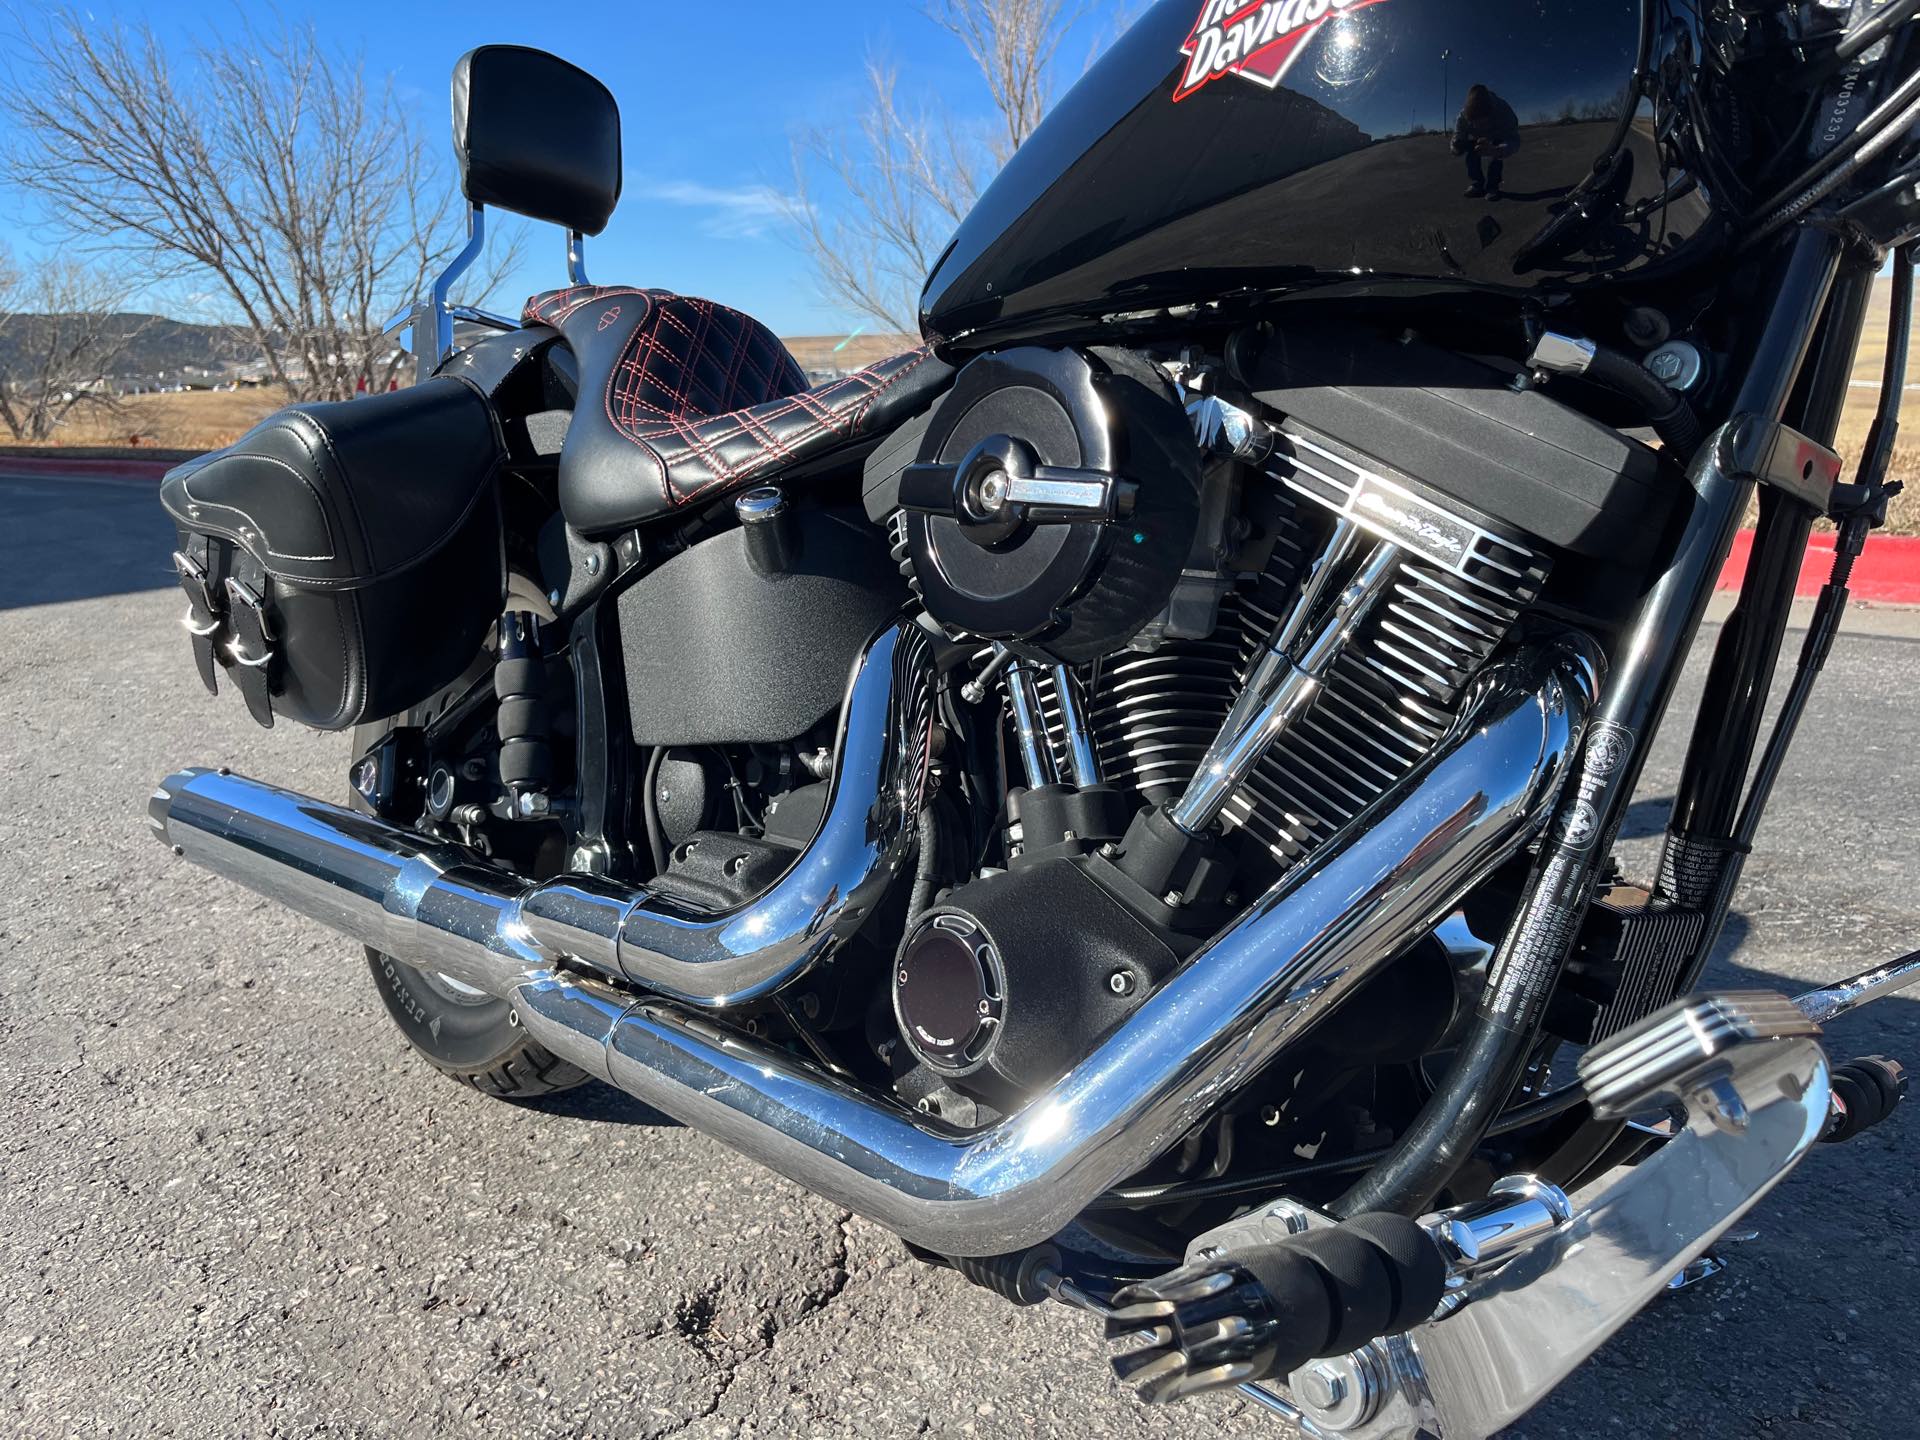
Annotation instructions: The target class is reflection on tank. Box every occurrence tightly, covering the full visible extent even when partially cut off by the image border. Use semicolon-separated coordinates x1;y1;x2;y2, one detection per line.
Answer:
1453;85;1520;199
1058;110;1709;300
922;0;1725;346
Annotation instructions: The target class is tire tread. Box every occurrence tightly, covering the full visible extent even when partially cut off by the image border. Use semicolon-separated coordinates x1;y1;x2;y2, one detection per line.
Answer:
446;1038;589;1099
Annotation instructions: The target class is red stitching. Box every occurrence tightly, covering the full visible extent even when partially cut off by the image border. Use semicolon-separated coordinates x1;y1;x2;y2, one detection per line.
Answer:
541;287;932;518
853;348;934;428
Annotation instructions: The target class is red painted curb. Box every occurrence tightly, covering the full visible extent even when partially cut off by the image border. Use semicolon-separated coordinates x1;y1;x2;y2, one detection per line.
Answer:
0;454;177;482
1718;528;1920;605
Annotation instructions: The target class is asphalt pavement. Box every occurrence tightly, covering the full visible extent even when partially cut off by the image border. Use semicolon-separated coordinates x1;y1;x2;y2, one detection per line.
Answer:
3;469;1918;1439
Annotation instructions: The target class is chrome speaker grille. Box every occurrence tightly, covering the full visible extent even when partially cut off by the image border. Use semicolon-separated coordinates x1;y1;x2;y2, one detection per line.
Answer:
1039;466;1549;865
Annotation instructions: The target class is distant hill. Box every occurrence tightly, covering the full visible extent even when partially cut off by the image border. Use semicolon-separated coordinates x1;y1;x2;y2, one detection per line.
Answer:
0;311;255;382
0;311;914;386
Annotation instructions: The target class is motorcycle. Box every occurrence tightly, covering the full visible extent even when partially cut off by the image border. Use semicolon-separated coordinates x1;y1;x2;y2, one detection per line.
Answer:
148;5;1920;1434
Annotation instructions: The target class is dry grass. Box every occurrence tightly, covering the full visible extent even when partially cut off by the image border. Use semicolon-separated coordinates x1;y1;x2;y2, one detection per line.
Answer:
29;386;287;451
16;296;1920;532
1828;276;1920;534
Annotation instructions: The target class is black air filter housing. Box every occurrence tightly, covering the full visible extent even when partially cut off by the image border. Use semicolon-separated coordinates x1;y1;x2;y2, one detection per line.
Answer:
901;346;1200;664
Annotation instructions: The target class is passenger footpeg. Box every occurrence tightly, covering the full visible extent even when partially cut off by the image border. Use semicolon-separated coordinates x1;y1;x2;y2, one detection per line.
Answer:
1824;1054;1908;1142
1106;1213;1444;1404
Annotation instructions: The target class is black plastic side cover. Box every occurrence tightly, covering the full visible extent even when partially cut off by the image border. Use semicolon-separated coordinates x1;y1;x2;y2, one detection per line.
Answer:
615;507;904;747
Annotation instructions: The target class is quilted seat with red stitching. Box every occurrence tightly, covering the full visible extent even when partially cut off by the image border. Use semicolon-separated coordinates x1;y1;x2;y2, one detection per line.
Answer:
525;285;953;535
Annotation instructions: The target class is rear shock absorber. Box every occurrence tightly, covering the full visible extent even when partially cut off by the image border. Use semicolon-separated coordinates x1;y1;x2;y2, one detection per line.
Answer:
495;612;552;815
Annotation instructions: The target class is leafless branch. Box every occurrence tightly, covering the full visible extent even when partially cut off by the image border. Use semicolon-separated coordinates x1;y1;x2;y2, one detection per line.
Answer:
0;10;522;403
921;0;1089;165
788;0;1095;335
0;246;151;442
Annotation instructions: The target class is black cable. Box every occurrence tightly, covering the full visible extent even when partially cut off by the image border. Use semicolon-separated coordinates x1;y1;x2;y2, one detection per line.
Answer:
1091;1084;1590;1210
641;745;669;877
1836;0;1920;64
1743;70;1920;250
1581;343;1706;459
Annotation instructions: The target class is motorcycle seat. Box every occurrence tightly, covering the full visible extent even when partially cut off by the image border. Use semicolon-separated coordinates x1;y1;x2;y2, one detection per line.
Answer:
524;285;952;536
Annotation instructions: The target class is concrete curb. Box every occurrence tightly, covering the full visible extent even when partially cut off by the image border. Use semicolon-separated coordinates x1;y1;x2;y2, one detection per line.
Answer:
1718;529;1920;606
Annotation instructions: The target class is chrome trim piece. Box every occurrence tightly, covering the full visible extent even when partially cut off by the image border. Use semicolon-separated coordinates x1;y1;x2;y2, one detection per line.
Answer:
1578;989;1821;1119
567;228;590;286
1793;949;1920;1023
1049;663;1101;787
1273;424;1546;592
152;622;935;1010
1528;331;1599;375
1298;990;1833;1439
153;638;1589;1257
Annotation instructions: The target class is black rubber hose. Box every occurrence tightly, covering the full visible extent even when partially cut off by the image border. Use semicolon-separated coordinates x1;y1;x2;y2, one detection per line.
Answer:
1582;343;1706;460
641;745;669;877
906;803;941;927
1331;1010;1539;1218
1744;83;1920;251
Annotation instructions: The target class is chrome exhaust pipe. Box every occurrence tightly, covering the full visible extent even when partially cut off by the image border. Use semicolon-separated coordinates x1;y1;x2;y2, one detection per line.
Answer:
151;636;1591;1257
516;641;1594;1255
151;622;937;1009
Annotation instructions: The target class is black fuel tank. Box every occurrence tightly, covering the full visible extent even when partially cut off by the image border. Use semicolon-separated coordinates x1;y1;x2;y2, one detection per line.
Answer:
922;0;1721;349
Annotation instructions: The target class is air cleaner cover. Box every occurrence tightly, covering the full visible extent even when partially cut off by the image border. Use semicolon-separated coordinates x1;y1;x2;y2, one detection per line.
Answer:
902;346;1200;664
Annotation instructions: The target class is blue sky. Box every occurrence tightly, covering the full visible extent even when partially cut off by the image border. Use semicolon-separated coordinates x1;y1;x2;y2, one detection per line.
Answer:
0;1;1046;336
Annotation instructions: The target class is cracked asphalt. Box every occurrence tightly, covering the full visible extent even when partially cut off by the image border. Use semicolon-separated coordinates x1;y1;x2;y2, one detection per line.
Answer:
3;470;1918;1439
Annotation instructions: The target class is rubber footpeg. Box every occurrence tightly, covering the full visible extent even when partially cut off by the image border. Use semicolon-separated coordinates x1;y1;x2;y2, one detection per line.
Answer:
1105;1211;1447;1404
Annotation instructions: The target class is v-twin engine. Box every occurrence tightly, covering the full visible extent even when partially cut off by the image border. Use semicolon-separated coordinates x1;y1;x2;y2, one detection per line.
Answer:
149;620;1591;1255
1032;445;1551;869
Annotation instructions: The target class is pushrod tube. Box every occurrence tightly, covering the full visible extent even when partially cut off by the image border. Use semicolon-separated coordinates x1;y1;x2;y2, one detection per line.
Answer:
1334;418;1757;1219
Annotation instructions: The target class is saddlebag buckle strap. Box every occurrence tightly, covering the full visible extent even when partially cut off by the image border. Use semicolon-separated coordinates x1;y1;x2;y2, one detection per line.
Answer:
172;543;224;696
222;572;278;728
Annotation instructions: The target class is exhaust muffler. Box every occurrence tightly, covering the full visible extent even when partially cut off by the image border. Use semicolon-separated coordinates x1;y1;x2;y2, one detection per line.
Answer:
150;633;1593;1257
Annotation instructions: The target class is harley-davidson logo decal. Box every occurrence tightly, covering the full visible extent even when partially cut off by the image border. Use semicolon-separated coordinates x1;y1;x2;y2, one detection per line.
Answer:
1176;0;1388;102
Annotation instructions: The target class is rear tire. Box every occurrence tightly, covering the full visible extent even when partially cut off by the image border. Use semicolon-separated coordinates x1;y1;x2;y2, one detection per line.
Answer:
365;946;589;1099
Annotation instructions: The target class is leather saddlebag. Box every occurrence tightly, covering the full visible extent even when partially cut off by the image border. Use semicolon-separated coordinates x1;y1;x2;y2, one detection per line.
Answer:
160;378;507;730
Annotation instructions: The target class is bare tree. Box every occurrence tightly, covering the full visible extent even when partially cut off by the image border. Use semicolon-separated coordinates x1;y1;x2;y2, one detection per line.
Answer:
0;246;151;443
1;11;521;403
924;0;1088;165
790;0;1093;334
